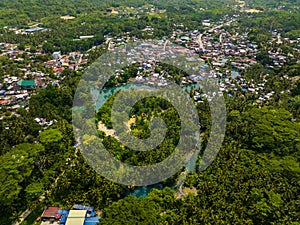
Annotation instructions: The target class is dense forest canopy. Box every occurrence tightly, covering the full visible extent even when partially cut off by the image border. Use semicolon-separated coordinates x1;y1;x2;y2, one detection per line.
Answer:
246;0;300;11
0;0;236;27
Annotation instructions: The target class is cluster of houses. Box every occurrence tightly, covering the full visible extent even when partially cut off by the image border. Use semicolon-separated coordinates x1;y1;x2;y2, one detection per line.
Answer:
105;5;165;19
0;77;35;109
4;26;49;35
39;205;100;225
0;65;52;110
1;13;299;117
103;14;299;105
34;117;57;126
0;41;89;118
44;51;88;76
0;42;18;56
267;31;300;69
134;61;172;87
106;38;203;87
172;18;258;77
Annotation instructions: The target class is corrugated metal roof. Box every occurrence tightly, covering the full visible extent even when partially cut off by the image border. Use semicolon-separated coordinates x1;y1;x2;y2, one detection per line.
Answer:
42;206;61;219
25;27;44;32
66;210;86;225
73;205;94;212
21;80;35;87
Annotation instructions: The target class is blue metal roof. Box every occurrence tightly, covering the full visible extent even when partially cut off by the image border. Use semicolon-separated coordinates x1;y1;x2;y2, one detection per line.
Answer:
73;205;94;212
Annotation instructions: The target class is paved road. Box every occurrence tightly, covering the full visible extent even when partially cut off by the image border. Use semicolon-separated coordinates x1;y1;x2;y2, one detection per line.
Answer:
164;40;169;51
197;20;234;51
277;33;283;44
13;209;32;225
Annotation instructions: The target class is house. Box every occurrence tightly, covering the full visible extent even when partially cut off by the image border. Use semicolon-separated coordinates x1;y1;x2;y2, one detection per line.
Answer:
79;36;95;39
180;36;190;42
0;99;10;105
8;104;20;110
53;51;62;59
41;206;62;221
25;27;45;33
53;67;65;75
61;15;76;20
73;205;94;214
17;80;35;90
106;8;119;14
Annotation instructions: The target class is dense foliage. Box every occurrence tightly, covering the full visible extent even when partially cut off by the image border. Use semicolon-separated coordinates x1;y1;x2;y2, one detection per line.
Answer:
99;64;300;224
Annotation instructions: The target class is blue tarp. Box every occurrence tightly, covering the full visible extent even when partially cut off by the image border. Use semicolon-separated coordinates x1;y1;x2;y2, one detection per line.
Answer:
0;90;6;95
58;210;70;216
60;214;68;224
84;217;100;225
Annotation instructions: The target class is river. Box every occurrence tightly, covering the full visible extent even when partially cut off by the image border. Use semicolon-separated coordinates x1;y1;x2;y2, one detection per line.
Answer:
94;82;201;198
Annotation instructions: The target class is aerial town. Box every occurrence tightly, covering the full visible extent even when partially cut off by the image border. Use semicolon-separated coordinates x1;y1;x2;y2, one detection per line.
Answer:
1;1;300;225
1;14;299;120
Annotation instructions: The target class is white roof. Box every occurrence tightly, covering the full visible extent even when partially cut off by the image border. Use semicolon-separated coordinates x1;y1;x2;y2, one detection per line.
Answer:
66;210;86;225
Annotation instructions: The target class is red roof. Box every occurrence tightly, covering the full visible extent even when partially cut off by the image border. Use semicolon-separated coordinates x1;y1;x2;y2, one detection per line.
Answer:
42;206;61;219
45;61;55;66
0;100;10;105
53;67;65;72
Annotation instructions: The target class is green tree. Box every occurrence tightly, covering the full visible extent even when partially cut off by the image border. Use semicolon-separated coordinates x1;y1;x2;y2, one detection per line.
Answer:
0;144;44;211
